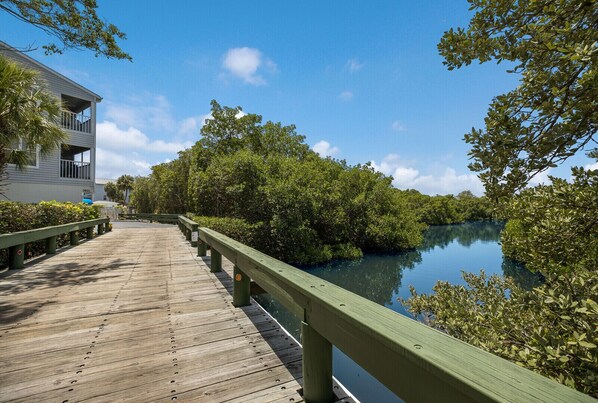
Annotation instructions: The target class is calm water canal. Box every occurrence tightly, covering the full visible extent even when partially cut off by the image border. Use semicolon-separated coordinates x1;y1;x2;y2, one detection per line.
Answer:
254;222;542;402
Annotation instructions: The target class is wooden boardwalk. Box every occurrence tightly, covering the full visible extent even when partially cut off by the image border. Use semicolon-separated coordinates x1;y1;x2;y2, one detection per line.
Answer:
0;224;322;402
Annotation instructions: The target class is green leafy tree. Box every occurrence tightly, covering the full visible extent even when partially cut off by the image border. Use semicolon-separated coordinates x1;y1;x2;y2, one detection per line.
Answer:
501;167;598;274
0;0;131;60
138;100;425;264
439;0;597;199
129;176;157;213
104;181;121;203
0;54;67;194
116;174;134;205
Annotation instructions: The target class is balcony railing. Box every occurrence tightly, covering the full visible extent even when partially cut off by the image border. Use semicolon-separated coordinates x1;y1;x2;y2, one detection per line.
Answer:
61;110;91;133
60;160;91;180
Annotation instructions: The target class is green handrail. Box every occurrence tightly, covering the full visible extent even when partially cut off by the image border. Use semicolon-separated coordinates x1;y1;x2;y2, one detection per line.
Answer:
0;218;110;270
178;218;594;403
178;216;199;246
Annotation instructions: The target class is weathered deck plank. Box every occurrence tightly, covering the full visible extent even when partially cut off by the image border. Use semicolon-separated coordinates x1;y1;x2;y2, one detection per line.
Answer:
0;225;304;402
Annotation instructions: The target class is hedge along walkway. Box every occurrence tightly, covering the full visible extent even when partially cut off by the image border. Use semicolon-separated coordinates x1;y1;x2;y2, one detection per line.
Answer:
0;223;318;402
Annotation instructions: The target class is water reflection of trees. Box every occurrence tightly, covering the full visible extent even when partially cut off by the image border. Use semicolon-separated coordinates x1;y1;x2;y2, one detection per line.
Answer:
256;222;542;337
502;257;544;290
306;249;422;306
420;221;504;251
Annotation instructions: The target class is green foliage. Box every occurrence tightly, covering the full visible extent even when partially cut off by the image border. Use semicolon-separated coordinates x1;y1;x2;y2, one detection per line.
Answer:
133;100;424;264
405;269;598;397
104;174;136;205
439;0;597;199
0;0;131;60
191;216;260;247
104;181;121;203
0;54;67;193
501;168;598;275
0;200;99;267
129;176;157;213
400;189;494;225
116;174;134;205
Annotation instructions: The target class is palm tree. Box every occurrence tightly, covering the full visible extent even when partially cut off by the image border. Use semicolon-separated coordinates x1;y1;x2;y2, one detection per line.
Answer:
0;54;67;193
116;174;134;205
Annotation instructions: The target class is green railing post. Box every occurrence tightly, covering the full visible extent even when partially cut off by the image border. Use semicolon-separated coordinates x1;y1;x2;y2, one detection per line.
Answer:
86;227;94;240
210;249;222;273
301;321;333;403
104;222;111;232
98;223;104;235
191;224;199;247
46;236;57;254
197;240;207;257
8;243;25;270
233;265;251;307
185;228;191;242
70;230;79;246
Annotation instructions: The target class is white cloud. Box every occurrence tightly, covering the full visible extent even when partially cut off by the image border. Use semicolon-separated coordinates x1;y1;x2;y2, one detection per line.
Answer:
105;94;175;133
338;90;353;102
222;47;276;85
95;148;153;179
391;120;406;132
97;121;193;153
345;58;364;73
313;140;340;158
528;168;552;186
585;161;598;171
370;154;484;195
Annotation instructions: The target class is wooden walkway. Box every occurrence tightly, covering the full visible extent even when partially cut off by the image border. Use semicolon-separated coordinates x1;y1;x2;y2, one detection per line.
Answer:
0;224;321;402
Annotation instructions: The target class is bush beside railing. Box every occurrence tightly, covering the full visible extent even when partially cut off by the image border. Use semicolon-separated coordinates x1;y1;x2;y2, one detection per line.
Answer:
0;218;110;270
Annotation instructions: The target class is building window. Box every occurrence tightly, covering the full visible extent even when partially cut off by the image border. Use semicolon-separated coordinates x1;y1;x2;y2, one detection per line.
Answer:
5;138;39;168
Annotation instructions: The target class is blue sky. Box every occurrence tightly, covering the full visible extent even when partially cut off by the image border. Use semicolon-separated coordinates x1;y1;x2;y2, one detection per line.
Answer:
1;1;594;195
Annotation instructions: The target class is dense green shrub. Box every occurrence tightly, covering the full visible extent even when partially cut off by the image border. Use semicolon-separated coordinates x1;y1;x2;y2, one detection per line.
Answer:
133;101;424;264
191;215;260;247
501;168;598;274
0;201;100;268
400;189;494;225
406;269;597;397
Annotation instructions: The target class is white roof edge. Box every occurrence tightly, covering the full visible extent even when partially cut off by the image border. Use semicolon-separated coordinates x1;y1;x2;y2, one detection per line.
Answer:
0;40;102;102
95;178;116;184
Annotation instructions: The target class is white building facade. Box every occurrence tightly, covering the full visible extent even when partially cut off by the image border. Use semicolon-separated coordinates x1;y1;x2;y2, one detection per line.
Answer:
1;41;101;204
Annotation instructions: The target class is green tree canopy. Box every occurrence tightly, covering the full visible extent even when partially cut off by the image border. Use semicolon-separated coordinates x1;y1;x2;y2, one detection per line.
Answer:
439;0;597;199
116;174;134;204
0;0;131;60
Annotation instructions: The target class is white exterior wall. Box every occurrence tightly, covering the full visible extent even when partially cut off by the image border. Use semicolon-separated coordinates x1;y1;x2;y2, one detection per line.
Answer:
0;42;101;204
3;182;95;204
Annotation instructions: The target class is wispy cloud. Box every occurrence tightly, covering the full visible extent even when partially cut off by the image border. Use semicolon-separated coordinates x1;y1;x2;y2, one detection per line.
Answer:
391;120;406;132
370;154;484;195
345;58;364;73
96;93;205;179
313;140;340;158
585;161;598;171
222;47;277;85
338;90;354;102
97;121;193;154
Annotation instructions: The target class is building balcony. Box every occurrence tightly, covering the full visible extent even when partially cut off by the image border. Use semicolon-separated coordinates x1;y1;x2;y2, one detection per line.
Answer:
60;159;91;180
61;110;92;134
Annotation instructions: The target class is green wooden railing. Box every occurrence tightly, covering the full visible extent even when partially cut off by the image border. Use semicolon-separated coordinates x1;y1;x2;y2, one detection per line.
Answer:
176;217;594;403
118;213;179;224
0;218;110;270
